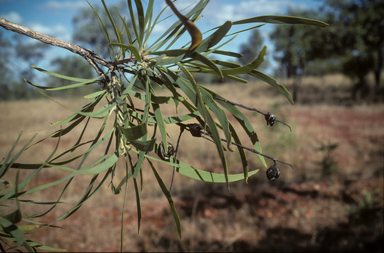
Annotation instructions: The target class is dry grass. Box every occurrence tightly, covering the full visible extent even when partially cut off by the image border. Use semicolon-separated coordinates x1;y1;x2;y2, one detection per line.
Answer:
0;74;383;251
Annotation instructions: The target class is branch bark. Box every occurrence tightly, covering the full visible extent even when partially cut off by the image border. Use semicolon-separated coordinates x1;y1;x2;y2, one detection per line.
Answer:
0;17;111;81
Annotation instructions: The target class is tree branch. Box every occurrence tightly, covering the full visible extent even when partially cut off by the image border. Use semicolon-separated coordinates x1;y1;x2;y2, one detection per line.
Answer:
0;17;110;81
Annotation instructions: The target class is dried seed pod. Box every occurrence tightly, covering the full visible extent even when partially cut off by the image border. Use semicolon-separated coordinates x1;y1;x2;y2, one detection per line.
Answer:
188;123;204;137
266;163;280;180
265;112;277;127
158;142;174;161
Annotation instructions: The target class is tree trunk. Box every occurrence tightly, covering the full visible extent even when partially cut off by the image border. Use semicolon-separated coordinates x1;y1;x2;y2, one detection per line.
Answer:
373;47;383;101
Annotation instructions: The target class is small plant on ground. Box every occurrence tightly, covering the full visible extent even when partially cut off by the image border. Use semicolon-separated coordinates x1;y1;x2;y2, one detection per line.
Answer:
314;141;339;178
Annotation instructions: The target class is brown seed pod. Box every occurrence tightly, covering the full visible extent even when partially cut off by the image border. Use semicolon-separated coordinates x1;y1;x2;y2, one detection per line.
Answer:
266;163;280;180
265;112;277;127
157;142;174;161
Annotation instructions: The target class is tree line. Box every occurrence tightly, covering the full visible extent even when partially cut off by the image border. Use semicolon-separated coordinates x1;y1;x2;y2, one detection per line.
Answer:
240;0;383;101
1;0;382;101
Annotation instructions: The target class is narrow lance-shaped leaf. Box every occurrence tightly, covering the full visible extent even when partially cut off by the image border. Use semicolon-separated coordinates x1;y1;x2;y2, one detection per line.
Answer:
132;145;260;183
180;77;230;188
176;63;207;126
87;0;113;57
142;0;155;46
116;9;133;44
202;87;267;167
134;0;145;47
108;43;141;62
127;0;140;48
31;65;101;83
133;178;142;234
152;103;168;153
233;15;328;27
147;158;182;238
101;0;121;42
250;70;294;104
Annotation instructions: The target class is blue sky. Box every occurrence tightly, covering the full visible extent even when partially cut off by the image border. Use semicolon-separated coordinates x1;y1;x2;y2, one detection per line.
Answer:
0;0;324;75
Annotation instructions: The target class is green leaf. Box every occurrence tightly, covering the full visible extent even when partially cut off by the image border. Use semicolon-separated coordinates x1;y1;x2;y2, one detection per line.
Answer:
50;95;105;126
142;146;260;182
156;53;186;65
127;106;200;125
149;49;187;57
250;70;294;104
116;9;133;44
211;50;243;58
31;65;100;83
26;78;99;91
134;0;145;47
191;52;223;79
147;158;181;238
101;0;120;43
199;87;233;152
181;79;230;187
127;89;185;104
0;132;24;178
130;138;156;152
203;87;267;167
127;0;140;48
215;46;268;75
87;0;113;57
84;90;107;99
226;24;265;37
233;15;329;27
77;103;115;119
108;43;141;62
229;122;249;183
149;0;208;51
133;178;142;235
193;20;232;53
132;151;145;179
176;63;207;124
152;103;168;153
174;160;259;182
119;122;147;141
0;216;26;248
143;0;159;46
51;116;86;138
121;73;139;96
27;242;66;252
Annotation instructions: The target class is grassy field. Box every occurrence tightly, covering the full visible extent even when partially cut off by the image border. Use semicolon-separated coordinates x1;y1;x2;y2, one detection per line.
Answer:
0;74;383;252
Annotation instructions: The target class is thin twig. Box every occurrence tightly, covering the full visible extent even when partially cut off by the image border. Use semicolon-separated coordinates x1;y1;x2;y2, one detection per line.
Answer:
169;126;185;193
177;122;293;169
215;96;292;131
201;132;293;169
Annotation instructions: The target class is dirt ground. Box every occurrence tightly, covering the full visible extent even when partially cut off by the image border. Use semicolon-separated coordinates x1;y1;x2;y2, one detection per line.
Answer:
1;75;383;252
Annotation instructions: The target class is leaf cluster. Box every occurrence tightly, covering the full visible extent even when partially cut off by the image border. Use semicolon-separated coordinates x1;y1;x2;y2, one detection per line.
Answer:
0;0;327;250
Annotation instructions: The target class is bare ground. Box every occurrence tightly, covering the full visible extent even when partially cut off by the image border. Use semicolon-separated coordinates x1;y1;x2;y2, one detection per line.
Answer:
1;74;383;252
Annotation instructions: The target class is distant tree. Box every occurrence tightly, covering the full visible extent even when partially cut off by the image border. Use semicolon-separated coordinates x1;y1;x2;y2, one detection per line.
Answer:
13;34;49;81
0;31;13;100
72;1;132;59
0;31;48;100
270;0;384;101
320;0;384;100
269;9;330;101
239;29;263;65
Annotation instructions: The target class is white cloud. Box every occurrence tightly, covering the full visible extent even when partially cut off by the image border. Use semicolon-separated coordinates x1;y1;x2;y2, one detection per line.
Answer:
1;11;22;23
41;1;88;11
150;23;168;35
202;0;291;25
28;22;71;42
